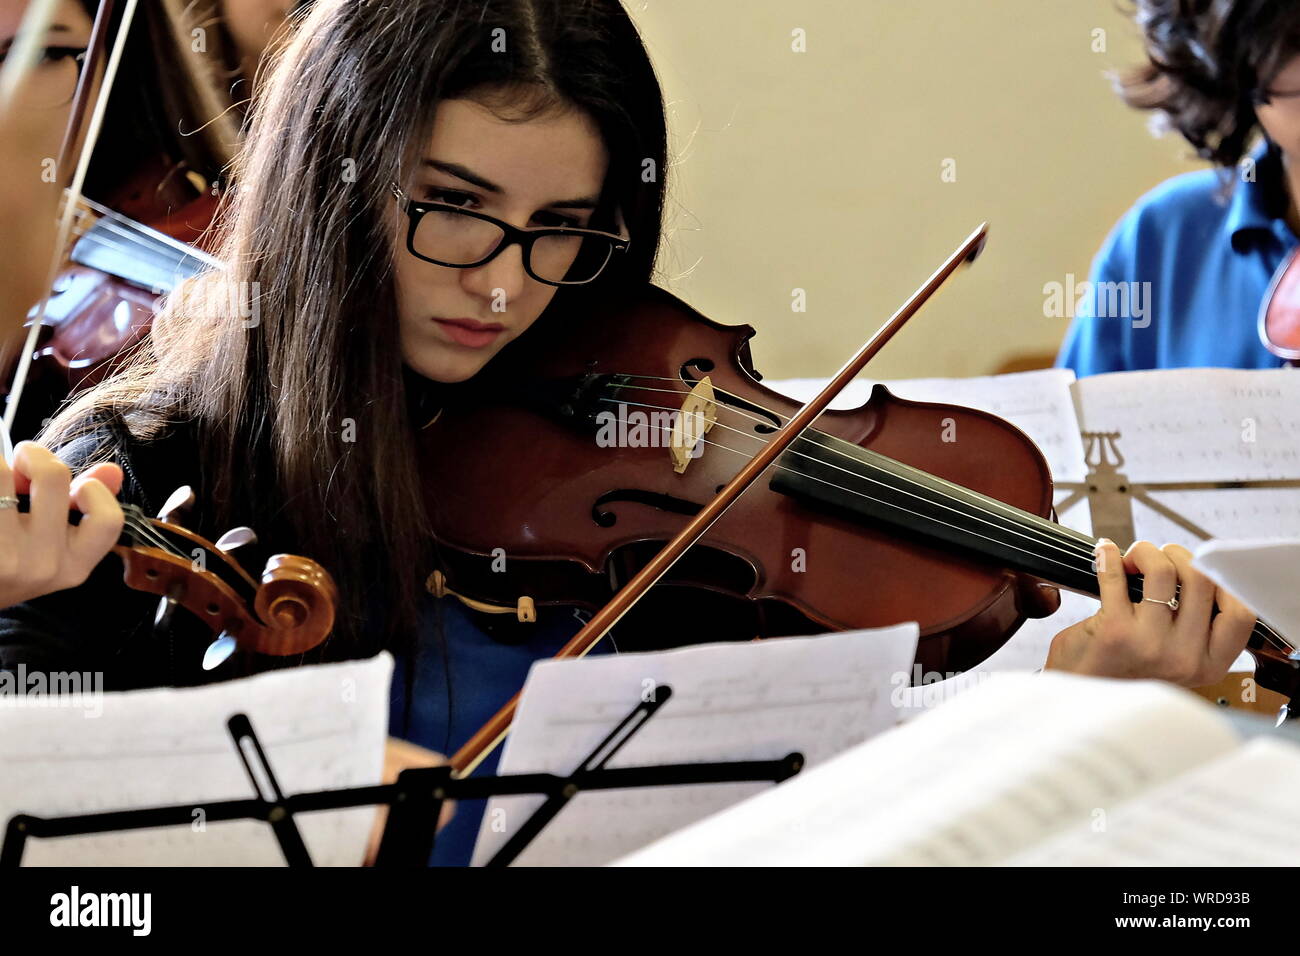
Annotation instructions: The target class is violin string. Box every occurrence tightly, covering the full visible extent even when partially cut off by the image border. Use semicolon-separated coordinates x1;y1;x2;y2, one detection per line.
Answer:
617;375;1145;559
653;409;1294;655
614;378;1152;581
607;395;1111;572
618;405;1108;582
73;195;222;268
53;198;221;295
609;387;1106;565
614;376;1100;549
64;216;216;279
612;390;1295;653
600;395;1294;656
67;218;182;264
119;504;185;556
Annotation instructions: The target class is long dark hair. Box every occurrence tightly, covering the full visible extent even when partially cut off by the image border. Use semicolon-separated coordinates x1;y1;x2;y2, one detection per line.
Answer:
79;0;245;202
45;0;669;661
1119;0;1300;166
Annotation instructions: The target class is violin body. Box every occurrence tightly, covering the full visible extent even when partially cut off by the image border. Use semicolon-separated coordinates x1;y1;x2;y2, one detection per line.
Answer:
422;284;1061;673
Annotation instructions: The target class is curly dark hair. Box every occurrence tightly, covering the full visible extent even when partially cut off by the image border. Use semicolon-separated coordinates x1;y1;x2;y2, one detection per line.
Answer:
1119;0;1300;166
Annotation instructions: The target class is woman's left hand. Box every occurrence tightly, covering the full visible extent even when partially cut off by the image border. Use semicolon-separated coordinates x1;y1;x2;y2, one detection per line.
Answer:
1045;539;1257;686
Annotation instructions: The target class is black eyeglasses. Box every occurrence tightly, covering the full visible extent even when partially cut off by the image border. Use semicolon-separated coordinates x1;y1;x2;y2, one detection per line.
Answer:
390;182;630;287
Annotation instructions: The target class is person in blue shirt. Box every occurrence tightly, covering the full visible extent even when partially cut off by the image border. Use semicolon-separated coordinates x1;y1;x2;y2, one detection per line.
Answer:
1058;0;1300;376
0;0;1259;868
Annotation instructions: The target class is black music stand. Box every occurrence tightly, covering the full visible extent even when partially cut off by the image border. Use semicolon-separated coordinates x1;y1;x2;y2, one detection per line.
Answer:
2;685;802;867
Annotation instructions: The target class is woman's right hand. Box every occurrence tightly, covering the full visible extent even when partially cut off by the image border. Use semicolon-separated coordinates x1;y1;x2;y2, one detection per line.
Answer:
364;737;455;866
0;441;123;607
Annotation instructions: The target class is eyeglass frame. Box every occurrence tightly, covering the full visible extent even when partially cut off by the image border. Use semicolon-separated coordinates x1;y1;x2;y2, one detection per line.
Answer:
8;46;88;109
389;181;631;287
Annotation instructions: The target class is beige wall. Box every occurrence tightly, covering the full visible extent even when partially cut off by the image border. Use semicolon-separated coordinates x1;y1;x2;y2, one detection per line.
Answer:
627;0;1203;380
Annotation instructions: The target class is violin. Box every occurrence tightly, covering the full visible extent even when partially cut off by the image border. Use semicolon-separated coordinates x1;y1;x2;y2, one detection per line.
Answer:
17;485;338;667
420;275;1300;731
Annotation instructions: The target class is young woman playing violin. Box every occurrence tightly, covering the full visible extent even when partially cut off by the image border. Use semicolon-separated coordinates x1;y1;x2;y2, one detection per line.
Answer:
0;0;1257;865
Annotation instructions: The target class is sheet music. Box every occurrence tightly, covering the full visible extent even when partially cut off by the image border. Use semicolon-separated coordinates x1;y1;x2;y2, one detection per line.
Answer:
1127;487;1300;550
1006;737;1300;865
1193;539;1300;647
1071;368;1300;483
615;673;1237;866
0;654;393;865
470;625;919;866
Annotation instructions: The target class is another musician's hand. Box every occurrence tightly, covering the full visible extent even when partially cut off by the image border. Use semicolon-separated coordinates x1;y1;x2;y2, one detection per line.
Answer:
363;737;455;866
1045;539;1256;685
0;442;124;608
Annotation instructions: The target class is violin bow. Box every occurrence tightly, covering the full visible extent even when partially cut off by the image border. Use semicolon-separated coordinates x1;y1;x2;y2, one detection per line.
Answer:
450;222;991;777
3;0;140;434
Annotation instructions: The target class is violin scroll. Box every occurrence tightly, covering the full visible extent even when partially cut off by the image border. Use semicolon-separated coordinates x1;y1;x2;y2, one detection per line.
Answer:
251;554;339;656
111;501;338;661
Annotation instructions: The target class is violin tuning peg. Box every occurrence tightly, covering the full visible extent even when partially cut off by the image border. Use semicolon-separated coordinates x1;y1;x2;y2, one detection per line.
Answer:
153;593;178;635
203;631;238;671
157;485;196;524
215;527;257;553
1276;701;1299;726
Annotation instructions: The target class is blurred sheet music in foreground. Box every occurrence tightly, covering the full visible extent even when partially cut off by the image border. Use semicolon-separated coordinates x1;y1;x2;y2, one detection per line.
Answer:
0;654;393;865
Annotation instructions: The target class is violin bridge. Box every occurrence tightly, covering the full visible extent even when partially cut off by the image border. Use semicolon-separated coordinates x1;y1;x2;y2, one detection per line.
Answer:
670;376;718;474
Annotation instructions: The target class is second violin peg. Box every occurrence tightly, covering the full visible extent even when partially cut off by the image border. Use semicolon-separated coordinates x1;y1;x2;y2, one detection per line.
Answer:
157;485;196;525
153;593;178;635
215;527;257;553
203;631;238;671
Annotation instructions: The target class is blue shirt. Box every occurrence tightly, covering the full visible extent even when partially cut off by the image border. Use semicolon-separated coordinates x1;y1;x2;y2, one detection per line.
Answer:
1057;143;1295;376
387;596;590;866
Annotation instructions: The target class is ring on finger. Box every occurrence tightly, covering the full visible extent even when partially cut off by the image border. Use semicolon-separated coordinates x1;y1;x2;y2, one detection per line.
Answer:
1142;595;1180;611
0;495;18;511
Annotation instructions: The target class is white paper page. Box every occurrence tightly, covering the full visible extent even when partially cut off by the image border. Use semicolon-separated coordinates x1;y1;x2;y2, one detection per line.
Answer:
1127;487;1300;551
770;367;1087;482
615;673;1238;866
1071;368;1300;483
1192;539;1300;646
0;654;393;866
470;625;919;866
1006;737;1300;866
